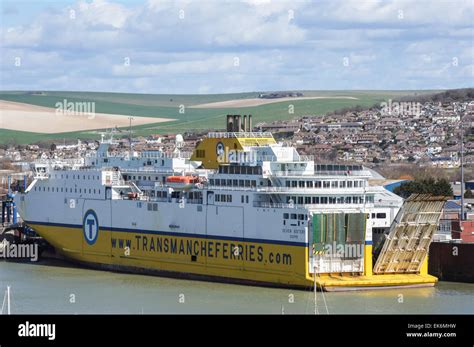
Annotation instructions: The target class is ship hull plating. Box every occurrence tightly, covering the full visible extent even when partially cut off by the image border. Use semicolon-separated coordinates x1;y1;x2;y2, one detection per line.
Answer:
27;222;312;288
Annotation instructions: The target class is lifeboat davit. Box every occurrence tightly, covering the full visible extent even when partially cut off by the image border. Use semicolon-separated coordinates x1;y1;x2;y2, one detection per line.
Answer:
166;176;200;190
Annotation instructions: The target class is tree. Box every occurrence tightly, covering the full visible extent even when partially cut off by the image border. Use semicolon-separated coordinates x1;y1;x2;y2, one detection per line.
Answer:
393;178;453;198
465;189;474;199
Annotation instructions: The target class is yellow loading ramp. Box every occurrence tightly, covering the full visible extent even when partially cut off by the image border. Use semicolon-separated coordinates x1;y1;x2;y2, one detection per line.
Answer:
315;194;447;291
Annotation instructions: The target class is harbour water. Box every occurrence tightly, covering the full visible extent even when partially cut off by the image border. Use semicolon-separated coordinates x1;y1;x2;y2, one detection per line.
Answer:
1;260;473;314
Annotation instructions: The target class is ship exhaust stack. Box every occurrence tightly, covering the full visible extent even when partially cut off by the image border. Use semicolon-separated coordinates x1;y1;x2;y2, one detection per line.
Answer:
226;115;234;132
236;115;242;132
226;114;252;132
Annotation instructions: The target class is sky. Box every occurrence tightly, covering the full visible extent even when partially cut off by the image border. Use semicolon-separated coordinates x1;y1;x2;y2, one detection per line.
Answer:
1;0;473;94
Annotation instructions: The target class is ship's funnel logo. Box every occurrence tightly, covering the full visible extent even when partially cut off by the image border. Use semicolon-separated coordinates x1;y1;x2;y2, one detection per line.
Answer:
83;210;99;245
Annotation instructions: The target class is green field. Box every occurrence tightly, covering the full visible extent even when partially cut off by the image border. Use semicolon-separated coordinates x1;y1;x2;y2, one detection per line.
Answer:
0;90;440;144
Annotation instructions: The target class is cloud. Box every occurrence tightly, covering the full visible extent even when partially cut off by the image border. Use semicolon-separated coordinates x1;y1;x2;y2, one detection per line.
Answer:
0;0;472;93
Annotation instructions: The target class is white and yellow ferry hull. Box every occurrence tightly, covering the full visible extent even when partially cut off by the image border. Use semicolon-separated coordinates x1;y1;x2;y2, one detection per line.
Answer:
27;222;437;290
27;222;312;288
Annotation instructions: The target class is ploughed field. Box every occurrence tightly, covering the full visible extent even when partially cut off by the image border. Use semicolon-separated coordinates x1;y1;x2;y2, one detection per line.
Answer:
0;90;437;144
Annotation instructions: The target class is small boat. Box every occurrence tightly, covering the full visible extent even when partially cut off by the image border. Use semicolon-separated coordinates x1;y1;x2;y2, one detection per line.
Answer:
166;176;200;190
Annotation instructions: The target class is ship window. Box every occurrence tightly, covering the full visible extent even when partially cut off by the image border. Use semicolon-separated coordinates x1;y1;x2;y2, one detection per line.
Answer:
251;180;256;187
331;181;338;188
306;181;313;188
347;181;353;188
34;187;36;191
291;214;297;219
340;181;346;188
354;181;359;188
286;181;290;187
94;189;96;194
345;196;352;204
298;181;304;188
305;197;311;204
312;196;319;204
323;181;330;188
284;213;289;219
291;181;297;187
377;213;386;219
315;181;322;188
227;179;232;186
337;197;343;204
241;195;244;203
372;213;376;218
246;196;249;203
209;179;215;185
329;197;336;204
297;197;303;204
298;214;305;220
321;197;328;204
47;187;50;192
245;180;250;187
233;179;238;186
89;189;91;194
239;180;244;187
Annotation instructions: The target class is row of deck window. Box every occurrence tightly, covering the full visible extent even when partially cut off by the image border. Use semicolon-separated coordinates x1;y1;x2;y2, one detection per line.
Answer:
53;173;100;180
215;194;233;203
283;213;308;220
284;179;365;189
34;185;101;195
209;178;257;188
285;195;374;205
218;166;262;175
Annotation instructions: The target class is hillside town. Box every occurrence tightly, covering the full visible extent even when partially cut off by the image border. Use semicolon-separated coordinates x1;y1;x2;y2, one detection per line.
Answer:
0;99;473;179
259;100;474;169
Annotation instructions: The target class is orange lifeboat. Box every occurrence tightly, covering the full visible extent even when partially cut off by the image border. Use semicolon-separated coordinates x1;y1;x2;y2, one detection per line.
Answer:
166;176;199;190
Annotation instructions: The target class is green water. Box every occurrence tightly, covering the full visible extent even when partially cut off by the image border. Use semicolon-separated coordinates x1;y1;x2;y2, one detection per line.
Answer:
0;260;473;314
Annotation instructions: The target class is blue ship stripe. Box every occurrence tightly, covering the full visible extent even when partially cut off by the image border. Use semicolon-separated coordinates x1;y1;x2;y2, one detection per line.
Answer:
25;220;308;247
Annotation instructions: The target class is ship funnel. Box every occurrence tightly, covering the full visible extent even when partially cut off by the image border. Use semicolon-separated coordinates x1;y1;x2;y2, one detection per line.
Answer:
226;114;253;132
226;115;234;132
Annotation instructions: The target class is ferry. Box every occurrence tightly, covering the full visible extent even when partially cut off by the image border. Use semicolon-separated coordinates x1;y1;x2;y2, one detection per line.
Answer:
14;115;444;291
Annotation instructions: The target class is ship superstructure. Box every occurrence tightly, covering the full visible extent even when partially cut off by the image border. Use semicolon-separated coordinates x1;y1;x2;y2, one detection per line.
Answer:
15;115;441;290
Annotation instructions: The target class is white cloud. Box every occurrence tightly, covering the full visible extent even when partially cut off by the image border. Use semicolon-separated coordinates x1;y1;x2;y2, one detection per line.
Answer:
0;0;472;93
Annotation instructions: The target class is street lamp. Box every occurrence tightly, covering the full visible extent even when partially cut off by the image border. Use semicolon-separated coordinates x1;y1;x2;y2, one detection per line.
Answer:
455;103;465;221
128;116;134;151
